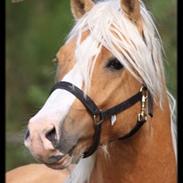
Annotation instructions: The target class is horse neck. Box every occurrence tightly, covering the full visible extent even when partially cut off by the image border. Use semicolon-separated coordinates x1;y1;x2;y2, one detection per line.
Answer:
90;95;176;183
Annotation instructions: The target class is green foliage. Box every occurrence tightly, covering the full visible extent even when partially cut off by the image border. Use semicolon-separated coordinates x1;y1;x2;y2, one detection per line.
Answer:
144;0;177;96
6;0;177;171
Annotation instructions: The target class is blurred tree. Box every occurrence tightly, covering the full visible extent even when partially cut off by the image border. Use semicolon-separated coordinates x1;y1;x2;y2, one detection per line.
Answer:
6;0;177;171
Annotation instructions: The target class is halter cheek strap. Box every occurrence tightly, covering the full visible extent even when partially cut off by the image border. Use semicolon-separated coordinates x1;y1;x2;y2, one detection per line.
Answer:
50;81;153;158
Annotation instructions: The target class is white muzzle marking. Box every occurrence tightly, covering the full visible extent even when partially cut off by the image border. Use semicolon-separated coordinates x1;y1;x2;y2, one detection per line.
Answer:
30;65;83;139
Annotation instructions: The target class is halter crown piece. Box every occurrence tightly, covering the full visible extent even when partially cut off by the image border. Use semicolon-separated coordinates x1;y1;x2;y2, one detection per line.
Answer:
50;81;153;158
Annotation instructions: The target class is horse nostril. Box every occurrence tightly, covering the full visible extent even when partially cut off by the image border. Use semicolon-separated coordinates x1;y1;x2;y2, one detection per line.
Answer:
46;127;57;145
24;129;30;140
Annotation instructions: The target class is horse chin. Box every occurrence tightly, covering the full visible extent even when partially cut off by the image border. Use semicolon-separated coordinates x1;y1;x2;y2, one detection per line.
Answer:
45;154;73;170
45;154;83;170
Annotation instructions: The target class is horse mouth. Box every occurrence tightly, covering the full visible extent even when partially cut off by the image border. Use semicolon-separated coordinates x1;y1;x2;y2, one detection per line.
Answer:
45;145;83;169
45;154;73;169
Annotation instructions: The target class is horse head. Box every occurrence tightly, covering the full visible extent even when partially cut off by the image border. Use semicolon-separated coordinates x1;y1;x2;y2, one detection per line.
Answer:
24;1;174;177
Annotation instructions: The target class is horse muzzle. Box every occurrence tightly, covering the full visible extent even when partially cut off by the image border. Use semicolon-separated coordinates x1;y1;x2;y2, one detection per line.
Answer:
24;116;84;169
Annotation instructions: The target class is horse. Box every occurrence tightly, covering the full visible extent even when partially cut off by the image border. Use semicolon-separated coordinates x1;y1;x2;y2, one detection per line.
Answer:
7;0;177;182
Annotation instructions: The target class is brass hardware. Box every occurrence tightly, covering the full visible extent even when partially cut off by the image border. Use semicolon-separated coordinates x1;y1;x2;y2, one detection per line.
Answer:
138;86;148;122
138;111;147;122
93;112;104;125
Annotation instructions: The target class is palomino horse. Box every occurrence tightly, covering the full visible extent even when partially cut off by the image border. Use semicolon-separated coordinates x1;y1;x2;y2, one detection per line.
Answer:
7;0;177;182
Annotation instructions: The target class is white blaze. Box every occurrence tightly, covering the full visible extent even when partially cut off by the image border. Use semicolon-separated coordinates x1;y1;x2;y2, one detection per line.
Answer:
30;65;82;138
30;33;101;141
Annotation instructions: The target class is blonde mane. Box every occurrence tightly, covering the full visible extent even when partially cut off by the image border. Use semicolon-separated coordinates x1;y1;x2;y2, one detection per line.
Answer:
68;0;165;102
64;0;177;182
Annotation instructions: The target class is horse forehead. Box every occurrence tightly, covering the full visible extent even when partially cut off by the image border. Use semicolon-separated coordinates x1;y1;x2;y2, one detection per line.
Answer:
56;30;114;80
57;31;90;58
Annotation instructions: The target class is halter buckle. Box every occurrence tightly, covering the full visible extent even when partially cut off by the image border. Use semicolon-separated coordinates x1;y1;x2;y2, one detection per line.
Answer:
138;86;148;122
137;111;147;122
93;111;104;125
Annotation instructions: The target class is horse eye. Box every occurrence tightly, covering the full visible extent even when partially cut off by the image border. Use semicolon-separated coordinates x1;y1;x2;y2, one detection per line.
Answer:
106;58;123;70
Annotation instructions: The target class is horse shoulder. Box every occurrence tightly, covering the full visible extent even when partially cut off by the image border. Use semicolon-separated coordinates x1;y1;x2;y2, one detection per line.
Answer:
6;164;69;183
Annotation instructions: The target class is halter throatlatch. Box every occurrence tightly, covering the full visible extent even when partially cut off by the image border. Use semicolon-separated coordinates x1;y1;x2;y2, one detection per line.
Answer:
50;81;153;158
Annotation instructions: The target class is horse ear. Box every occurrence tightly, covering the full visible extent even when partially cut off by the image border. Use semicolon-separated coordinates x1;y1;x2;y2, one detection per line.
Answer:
71;0;95;20
120;0;143;33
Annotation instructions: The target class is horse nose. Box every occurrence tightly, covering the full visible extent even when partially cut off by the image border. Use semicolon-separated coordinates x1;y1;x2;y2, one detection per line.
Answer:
24;126;57;142
25;118;58;151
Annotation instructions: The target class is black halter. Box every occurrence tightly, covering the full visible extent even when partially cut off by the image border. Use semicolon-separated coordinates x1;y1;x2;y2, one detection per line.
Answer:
50;81;153;158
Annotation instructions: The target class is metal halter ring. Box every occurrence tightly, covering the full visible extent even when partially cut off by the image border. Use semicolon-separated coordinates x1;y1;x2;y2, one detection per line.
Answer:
93;111;104;125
